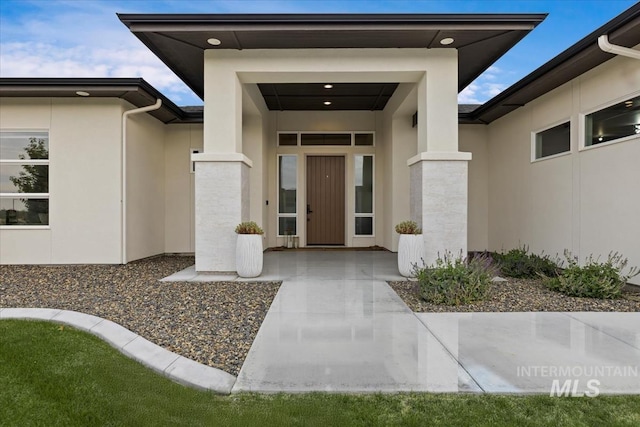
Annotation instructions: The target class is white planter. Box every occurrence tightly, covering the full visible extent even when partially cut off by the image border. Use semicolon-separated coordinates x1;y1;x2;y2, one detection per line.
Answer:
236;234;263;278
398;234;424;278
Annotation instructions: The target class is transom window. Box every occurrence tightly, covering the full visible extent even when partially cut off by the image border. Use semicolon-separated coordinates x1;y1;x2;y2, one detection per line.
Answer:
585;95;640;147
278;132;374;147
0;131;50;226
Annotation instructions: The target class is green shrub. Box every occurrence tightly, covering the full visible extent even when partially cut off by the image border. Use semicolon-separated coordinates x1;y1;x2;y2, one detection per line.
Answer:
415;252;498;305
493;246;559;278
545;251;639;299
234;221;264;235
395;220;421;235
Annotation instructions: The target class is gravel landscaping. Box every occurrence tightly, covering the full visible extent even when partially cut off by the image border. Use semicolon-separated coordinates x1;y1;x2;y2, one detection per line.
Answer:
0;256;280;376
389;278;640;313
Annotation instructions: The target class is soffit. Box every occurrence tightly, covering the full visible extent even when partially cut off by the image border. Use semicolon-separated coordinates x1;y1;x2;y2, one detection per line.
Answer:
257;83;399;111
118;13;546;101
0;78;201;124
469;3;640;124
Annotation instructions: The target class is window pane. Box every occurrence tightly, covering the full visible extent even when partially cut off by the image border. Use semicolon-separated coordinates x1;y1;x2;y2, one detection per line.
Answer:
354;133;374;146
278;217;296;235
278;133;297;146
0;198;48;225
0;132;49;160
535;122;570;159
585;95;640;146
301;133;351;146
279;156;297;214
0;164;49;193
355;217;373;235
355;155;373;213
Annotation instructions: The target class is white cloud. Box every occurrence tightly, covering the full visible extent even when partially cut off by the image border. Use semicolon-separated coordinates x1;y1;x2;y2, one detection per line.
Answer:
0;41;197;104
458;67;508;104
0;1;201;105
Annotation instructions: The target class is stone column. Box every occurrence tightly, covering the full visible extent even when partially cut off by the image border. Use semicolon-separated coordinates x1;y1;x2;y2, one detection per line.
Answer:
409;152;471;267
194;52;251;273
409;49;471;266
193;153;252;272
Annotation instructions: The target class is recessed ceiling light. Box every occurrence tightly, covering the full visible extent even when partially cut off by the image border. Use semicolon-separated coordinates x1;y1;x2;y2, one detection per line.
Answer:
324;101;332;106
75;91;90;97
207;38;222;46
440;37;455;45
324;84;333;89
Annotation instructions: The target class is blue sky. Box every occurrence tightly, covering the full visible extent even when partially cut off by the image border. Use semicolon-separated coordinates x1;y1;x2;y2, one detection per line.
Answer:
0;0;637;106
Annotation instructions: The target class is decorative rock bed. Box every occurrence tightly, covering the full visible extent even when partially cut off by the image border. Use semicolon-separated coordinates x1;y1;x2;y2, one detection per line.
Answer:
0;256;280;376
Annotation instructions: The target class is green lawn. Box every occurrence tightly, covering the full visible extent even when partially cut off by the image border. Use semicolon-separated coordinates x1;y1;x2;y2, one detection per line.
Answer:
1;320;639;427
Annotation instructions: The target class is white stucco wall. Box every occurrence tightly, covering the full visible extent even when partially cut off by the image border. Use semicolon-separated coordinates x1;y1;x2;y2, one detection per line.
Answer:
0;97;122;264
125;106;166;262
380;84;418;252
487;52;640;284
460;124;489;252
164;124;203;254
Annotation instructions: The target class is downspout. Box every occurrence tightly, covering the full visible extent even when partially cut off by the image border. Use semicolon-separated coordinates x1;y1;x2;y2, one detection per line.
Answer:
598;35;640;60
121;99;162;264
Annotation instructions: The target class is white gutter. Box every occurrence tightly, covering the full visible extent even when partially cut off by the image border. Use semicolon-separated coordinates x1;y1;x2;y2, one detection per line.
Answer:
121;99;162;264
598;35;640;60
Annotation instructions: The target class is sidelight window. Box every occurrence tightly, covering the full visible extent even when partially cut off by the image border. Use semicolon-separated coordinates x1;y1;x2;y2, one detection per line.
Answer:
354;155;374;236
277;155;297;236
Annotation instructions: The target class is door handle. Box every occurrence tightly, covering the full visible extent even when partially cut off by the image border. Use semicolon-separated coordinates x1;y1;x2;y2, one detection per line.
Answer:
307;204;313;214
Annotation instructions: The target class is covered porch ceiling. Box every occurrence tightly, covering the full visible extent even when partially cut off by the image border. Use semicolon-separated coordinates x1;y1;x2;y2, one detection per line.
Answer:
119;13;546;109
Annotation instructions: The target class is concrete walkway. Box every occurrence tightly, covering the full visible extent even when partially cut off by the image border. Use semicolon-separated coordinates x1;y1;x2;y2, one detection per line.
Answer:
233;251;640;394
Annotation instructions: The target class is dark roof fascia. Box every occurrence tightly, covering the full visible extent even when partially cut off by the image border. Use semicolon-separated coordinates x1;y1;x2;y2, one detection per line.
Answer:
469;2;640;123
0;77;192;123
118;13;547;27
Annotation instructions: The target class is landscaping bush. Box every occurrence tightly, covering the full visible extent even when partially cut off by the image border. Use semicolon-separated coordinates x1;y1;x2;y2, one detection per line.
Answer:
492;246;559;278
395;220;421;234
235;221;264;235
415;252;498;305
545;251;639;299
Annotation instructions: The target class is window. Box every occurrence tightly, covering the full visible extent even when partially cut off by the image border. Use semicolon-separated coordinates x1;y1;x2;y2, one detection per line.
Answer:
277;132;375;146
534;122;570;160
0;131;49;226
278;155;297;236
354;133;374;146
278;133;298;146
585;95;640;147
301;133;351;146
354;155;374;236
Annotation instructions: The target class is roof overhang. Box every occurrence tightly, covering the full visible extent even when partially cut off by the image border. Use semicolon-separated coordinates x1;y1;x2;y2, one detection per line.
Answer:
118;13;547;101
467;2;640;124
0;78;202;124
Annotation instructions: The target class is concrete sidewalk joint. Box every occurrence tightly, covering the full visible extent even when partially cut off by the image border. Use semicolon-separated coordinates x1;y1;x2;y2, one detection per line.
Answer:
0;307;236;394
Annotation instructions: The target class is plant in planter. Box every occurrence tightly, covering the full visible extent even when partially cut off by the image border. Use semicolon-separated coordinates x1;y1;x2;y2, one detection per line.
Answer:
395;220;423;278
235;221;264;278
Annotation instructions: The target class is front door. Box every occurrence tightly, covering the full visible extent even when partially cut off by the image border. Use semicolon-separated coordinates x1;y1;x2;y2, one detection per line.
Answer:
306;156;345;245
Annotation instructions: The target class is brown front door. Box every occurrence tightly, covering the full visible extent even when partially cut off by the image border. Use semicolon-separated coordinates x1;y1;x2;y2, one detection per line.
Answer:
306;156;345;245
